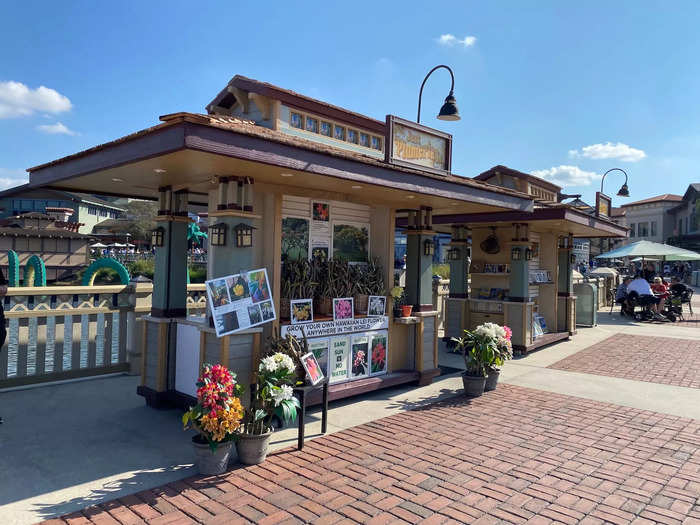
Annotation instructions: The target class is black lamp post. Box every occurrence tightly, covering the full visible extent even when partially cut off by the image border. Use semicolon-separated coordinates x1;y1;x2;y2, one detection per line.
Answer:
600;168;630;197
417;65;460;123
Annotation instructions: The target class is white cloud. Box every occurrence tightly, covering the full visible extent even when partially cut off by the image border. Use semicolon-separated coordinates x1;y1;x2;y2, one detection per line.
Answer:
568;142;646;162
0;81;72;119
437;34;477;48
36;121;76;135
0;168;28;190
531;165;600;187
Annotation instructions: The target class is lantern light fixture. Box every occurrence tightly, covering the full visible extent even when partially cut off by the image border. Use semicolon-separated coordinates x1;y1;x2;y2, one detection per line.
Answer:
234;223;255;248
447;246;461;261
570;253;577;265
423;239;435;256
209;223;227;246
525;247;533;261
511;247;521;261
151;227;165;248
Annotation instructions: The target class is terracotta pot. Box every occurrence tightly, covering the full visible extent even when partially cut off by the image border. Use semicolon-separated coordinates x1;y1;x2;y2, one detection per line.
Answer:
192;435;233;475
400;305;414;317
354;294;369;315
461;372;486;397
485;370;500;392
280;298;291;320
236;430;273;465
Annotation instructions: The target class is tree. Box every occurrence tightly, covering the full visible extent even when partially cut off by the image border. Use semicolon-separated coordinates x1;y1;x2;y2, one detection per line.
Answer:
123;200;159;241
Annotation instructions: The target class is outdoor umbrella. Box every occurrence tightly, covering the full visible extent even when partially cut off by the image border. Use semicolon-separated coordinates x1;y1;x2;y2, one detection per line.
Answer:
589;267;619;276
595;240;700;261
89;242;107;248
110;242;127;248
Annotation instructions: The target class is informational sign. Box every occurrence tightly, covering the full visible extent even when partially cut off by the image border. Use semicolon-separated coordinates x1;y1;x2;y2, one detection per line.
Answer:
370;331;388;376
350;334;369;379
329;336;350;384
205;268;275;337
596;192;611;218
385;115;452;175
311;201;330;262
280;316;389;339
308;338;330;377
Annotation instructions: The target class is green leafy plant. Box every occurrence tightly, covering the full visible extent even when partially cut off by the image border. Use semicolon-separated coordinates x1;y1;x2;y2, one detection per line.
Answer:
452;323;513;377
281;260;317;299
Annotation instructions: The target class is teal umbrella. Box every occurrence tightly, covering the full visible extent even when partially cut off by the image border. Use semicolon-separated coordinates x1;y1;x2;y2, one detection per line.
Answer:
595;240;700;261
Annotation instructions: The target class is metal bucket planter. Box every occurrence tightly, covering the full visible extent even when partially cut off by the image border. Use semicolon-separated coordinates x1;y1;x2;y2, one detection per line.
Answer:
461;373;486;397
354;294;369;315
236;430;273;465
192;436;233;475
485;370;500;392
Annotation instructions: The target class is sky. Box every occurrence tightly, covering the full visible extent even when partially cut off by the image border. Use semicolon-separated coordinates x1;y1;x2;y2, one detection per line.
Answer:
1;1;699;206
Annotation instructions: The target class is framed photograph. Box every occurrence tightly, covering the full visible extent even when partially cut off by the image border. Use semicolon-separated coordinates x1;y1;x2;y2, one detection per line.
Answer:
370;331;388;376
247;269;272;303
301;352;324;385
308;338;330;377
312;201;330;222
206;278;230;308
291;298;314;324
282;216;310;261
350;334;369;379
367;295;386;316
333;297;354;321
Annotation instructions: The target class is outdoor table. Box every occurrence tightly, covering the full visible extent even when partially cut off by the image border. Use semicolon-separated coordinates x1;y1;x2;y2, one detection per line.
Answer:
293;378;329;451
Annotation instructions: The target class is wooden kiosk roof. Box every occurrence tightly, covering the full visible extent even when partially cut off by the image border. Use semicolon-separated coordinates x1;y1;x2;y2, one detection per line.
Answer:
19;112;534;216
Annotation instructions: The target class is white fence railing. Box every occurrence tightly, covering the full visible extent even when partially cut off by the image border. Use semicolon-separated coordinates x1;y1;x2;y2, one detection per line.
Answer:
0;283;206;389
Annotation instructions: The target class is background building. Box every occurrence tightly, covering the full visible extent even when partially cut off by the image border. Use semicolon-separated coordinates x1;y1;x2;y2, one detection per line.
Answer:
668;183;700;251
618;194;682;246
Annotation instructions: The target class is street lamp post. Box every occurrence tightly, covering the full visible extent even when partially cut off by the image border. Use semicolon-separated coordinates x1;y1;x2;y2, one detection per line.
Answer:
417;65;460;123
600;168;630;197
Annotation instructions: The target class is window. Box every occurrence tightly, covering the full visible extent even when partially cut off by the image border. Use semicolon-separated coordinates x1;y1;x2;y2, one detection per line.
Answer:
88;206;97;215
305;116;318;133
651;221;657;236
99;209;108;217
320;121;332;137
359;132;370;147
638;222;649;237
290;112;303;129
333;125;345;141
371;136;382;150
347;129;358;144
630;223;635;237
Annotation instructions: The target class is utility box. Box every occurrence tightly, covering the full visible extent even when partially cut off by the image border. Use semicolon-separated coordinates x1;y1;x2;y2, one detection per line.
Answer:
574;282;598;327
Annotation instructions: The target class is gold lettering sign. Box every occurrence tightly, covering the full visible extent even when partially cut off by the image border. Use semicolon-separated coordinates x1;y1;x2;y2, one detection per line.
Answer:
385;116;451;175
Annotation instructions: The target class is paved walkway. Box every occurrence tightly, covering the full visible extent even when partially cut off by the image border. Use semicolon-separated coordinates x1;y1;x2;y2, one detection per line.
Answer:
43;384;700;525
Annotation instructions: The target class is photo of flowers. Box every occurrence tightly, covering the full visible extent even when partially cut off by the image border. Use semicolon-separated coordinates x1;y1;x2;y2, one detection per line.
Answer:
291;298;313;324
350;335;368;378
309;339;329;377
220;310;239;333
312;202;330;222
311;246;329;262
247;304;262;325
370;333;387;375
333;297;354;322
207;279;230;307
225;274;249;302
259;300;275;321
367;295;386;316
248;269;271;303
301;352;324;385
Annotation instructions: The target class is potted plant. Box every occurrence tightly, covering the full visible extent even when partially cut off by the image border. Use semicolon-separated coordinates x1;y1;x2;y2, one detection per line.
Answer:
281;260;317;320
317;259;352;316
485;325;513;391
182;364;244;475
452;323;500;397
236;352;300;464
390;286;412;317
354;258;385;315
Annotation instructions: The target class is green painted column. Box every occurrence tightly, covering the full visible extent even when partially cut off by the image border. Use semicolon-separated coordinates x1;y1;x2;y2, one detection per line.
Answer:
558;248;573;294
152;219;188;317
209;217;254;279
447;241;470;298
405;232;434;311
508;243;530;301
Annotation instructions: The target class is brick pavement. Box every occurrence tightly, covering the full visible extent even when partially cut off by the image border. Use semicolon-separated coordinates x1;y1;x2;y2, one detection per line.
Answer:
549;334;700;389
43;384;700;524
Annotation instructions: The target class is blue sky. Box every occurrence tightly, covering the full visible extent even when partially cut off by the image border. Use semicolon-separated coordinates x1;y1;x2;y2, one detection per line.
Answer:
1;1;698;206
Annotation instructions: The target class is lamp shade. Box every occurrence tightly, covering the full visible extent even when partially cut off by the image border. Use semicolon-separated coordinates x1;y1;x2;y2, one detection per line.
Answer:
617;183;630;197
437;92;460;121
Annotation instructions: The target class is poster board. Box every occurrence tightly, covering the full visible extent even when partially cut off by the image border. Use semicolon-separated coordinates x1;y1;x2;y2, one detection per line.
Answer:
329;336;350;384
205;268;275;337
369;330;388;376
350;334;369;379
308;337;330;377
595;192;611;218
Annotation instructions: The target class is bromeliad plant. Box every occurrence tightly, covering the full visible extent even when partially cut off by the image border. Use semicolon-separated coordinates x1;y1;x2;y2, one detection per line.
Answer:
240;352;301;435
452;323;513;377
182;364;244;450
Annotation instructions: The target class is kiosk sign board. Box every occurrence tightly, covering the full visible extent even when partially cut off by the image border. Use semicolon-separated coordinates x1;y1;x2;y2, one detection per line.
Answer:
205;268;276;337
385;115;452;175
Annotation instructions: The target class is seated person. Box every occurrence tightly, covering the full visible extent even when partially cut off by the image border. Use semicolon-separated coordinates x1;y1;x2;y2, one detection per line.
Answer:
651;276;670;300
615;277;633;315
627;273;667;321
642;262;657;283
670;276;691;296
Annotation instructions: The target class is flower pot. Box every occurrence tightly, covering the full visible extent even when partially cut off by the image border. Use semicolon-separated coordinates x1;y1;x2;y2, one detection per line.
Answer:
400;305;414;317
317;297;333;317
461;372;486;397
485;370;500;392
354;294;369;315
280;298;291;320
192;435;233;475
236;429;273;465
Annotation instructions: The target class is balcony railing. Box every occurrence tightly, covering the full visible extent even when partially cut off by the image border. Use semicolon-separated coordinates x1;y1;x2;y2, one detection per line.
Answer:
0;283;207;389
